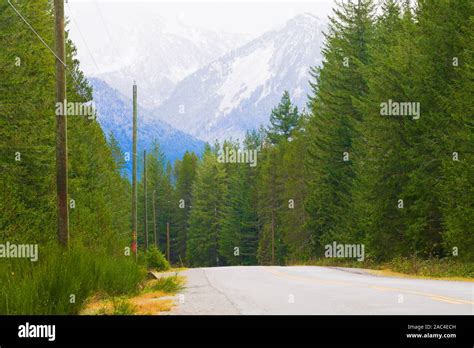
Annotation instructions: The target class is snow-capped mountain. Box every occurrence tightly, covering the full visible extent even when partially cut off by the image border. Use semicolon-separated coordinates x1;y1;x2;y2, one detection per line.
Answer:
90;78;205;175
152;13;326;142
90;14;249;110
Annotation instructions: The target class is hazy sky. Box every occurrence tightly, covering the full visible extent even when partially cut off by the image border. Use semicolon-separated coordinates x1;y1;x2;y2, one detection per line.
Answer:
66;0;335;35
65;1;336;74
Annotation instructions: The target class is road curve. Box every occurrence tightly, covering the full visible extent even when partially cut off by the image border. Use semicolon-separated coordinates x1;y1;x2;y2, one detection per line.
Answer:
167;266;473;315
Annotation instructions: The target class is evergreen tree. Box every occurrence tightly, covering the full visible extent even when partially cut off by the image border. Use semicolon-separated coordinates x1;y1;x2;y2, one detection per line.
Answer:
0;0;133;253
267;91;300;144
187;146;227;266
350;0;412;259
256;144;286;264
0;0;57;244
439;2;474;262
305;0;375;255
138;143;176;258
218;139;259;265
279;114;312;261
410;0;473;259
174;151;198;263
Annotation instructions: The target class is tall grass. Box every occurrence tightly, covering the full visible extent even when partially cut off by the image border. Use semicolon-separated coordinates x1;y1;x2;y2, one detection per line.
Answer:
288;257;474;278
0;244;146;314
387;257;474;278
145;275;184;294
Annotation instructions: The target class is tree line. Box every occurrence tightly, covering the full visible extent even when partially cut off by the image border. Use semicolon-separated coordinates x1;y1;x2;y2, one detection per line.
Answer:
139;0;473;266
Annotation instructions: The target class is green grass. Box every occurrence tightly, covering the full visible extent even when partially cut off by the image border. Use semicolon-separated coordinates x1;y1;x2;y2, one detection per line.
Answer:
145;275;184;294
109;298;137;315
0;244;147;315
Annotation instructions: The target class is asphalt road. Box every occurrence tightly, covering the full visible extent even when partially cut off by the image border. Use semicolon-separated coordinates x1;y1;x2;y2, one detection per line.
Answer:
168;266;474;315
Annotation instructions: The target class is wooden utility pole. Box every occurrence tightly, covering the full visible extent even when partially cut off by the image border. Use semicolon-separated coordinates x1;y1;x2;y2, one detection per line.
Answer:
54;0;69;247
271;209;275;265
143;149;148;250
132;82;138;261
152;190;157;248
166;222;170;262
214;206;219;266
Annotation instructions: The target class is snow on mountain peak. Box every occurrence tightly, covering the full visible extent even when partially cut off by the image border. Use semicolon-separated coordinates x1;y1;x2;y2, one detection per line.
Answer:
92;19;249;111
152;14;327;142
216;42;275;116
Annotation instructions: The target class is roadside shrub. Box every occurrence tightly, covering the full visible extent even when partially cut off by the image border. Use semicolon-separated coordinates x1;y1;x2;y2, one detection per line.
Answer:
387;257;474;278
145;246;170;271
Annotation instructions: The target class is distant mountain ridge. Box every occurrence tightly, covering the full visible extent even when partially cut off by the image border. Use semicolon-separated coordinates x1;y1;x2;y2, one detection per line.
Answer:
152;13;326;142
90;78;205;176
93;17;249;110
89;13;326;166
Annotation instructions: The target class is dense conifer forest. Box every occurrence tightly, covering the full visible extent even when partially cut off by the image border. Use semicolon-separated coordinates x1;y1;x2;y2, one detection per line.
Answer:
0;0;472;314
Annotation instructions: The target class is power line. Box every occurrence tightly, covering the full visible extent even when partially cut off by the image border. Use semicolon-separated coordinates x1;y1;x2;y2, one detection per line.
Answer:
8;0;83;93
66;2;101;75
8;0;65;66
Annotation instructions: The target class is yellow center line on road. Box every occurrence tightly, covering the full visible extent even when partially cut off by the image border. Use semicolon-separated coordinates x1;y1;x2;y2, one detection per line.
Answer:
371;285;467;304
430;297;463;304
264;267;474;306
